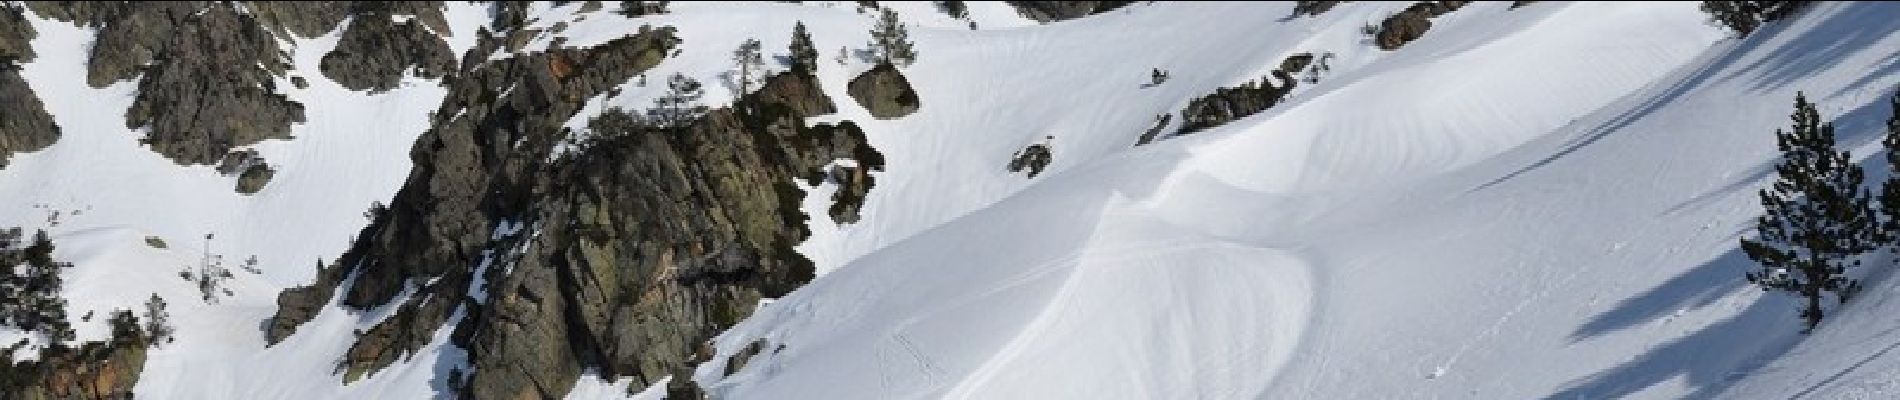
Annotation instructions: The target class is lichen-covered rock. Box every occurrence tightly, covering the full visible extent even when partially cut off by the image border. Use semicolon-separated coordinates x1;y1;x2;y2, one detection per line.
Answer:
847;63;919;119
236;162;275;194
319;3;456;92
1005;1;1134;22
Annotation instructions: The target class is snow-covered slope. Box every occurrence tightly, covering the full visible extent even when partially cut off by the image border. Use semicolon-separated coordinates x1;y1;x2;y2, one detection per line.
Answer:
5;1;1900;399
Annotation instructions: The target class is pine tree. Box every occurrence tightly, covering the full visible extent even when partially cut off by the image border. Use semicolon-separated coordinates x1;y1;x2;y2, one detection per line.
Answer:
144;294;173;345
868;8;916;67
107;309;144;346
1881;87;1900;246
732;38;765;97
1742;92;1878;332
788;22;819;76
648;73;707;128
935;1;969;19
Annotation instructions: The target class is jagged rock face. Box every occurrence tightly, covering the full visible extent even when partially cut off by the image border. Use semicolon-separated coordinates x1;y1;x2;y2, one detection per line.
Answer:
1004;1;1134;22
0;4;34;63
26;2;457;166
317;2;455;92
0;6;58;169
325;31;685;384
847;63;919;119
320;9;456;92
127;4;303;166
0;341;147;400
755;72;836;117
1172;53;1324;136
1374;1;1469;51
246;1;352;39
266;23;886;396
27;2;305;166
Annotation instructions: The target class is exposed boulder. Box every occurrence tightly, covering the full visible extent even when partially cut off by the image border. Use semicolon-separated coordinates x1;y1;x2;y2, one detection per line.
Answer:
236;163;276;195
1008;142;1054;178
1373;1;1469;51
1005;1;1135;22
1135;113;1171;146
1292;1;1346;17
216;150;276;195
755;72;837;117
847;63;919;119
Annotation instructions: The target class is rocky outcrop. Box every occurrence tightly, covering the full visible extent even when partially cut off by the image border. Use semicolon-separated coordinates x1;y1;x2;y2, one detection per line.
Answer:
847;63;919;119
1292;1;1346;17
1005;1;1135;22
0;338;148;400
1008;142;1054;178
27;2;305;166
319;2;456;92
267;19;883;397
246;1;352;39
755;72;837;117
218;150;276;194
0;4;34;63
236;163;276;195
0;5;59;169
127;4;302;165
1373;1;1469;51
1134;113;1171;146
1175;53;1319;135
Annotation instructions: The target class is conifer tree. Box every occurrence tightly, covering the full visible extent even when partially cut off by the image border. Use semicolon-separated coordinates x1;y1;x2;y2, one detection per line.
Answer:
868;8;916;67
1742;92;1878;332
788;22;819;76
732;38;765;97
648;73;707;128
144;294;173;345
1880;87;1900;245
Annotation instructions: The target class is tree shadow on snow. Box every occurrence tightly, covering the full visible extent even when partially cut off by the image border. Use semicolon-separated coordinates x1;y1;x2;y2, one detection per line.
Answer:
1557;98;1900;397
1475;2;1900;193
1567;247;1752;342
1738;2;1900;94
1549;245;1804;399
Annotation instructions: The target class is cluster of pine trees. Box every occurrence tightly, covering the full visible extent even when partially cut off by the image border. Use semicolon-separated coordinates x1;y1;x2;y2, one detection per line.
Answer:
1744;89;1900;332
1699;1;1812;36
0;228;72;342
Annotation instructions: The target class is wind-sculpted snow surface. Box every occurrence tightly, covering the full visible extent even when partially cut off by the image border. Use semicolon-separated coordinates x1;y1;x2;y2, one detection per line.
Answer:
5;1;1900;399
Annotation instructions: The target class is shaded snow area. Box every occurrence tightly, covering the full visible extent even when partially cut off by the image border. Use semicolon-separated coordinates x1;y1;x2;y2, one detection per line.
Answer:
3;1;1900;399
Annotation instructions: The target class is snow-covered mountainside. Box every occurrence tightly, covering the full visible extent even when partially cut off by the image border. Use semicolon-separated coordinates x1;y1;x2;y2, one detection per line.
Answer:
3;1;1900;399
